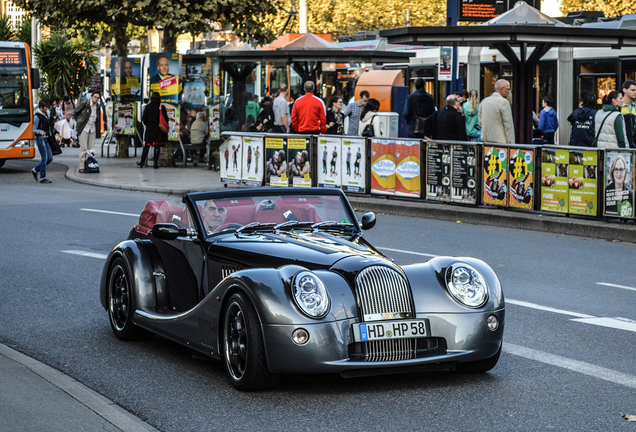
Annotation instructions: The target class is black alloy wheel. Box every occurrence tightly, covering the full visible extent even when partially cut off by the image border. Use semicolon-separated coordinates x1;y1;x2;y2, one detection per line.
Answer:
223;293;280;391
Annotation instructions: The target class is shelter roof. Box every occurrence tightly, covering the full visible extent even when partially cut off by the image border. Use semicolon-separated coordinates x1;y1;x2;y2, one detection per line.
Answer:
279;33;337;50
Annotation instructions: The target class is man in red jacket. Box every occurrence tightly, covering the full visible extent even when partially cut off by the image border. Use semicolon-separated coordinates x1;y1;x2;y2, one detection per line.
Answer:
291;81;326;135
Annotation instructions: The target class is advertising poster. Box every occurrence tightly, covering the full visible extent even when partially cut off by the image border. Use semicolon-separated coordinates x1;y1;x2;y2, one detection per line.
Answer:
106;102;114;134
288;137;312;187
113;104;136;135
540;148;569;213
318;136;342;188
220;135;242;184
482;145;508;206
162;103;179;141
183;81;206;107
395;140;421;198
241;136;264;187
604;151;635;218
426;141;451;202
439;47;452;81
107;56;120;101
148;53;181;104
120;57;142;103
508;147;535;210
568;150;598;216
451;143;477;204
265;136;288;187
371;139;396;195
342;137;366;193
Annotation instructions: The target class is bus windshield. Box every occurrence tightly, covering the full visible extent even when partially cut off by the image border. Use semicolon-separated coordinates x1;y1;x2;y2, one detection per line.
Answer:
0;67;30;126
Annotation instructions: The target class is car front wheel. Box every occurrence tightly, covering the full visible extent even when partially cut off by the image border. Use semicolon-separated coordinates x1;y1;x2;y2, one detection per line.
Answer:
223;293;280;391
107;257;153;341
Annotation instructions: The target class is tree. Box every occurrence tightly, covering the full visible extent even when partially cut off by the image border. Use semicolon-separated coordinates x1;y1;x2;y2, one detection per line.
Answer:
17;15;32;44
0;14;16;41
561;0;635;18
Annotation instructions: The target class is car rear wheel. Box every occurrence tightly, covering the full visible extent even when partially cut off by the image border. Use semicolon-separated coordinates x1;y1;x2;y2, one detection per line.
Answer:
223;293;280;391
454;345;501;374
108;257;153;341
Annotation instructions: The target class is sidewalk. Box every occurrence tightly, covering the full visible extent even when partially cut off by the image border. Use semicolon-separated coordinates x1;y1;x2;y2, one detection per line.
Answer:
56;141;636;243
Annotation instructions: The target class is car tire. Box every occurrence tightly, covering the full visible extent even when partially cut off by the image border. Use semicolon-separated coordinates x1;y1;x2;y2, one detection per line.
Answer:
223;293;281;391
454;345;501;374
107;257;154;341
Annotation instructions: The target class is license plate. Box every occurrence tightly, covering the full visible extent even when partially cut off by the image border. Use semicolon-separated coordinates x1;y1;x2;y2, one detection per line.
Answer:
353;319;428;342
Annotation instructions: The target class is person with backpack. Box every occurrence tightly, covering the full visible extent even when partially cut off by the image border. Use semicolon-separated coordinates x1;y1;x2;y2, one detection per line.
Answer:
567;93;597;147
403;78;437;138
137;92;169;168
594;91;627;148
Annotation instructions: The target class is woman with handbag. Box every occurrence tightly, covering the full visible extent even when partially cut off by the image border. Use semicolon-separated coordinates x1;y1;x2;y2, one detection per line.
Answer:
138;92;169;168
359;98;381;138
326;95;345;135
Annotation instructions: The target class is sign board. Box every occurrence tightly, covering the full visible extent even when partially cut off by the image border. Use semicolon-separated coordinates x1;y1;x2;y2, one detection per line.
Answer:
459;0;541;22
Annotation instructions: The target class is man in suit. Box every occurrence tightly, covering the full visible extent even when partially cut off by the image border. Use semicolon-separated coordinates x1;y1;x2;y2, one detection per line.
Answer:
149;55;173;84
479;79;515;144
423;95;467;141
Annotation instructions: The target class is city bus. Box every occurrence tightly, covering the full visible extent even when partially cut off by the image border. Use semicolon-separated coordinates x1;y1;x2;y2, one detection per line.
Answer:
0;41;39;169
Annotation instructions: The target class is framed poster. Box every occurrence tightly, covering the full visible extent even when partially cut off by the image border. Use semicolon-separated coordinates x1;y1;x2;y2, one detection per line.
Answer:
451;143;478;205
287;137;312;187
220;135;242;184
604;151;635;218
342;137;367;193
371;139;396;195
568;150;598;216
241;136;264;187
540;148;569;213
113;103;136;135
508;147;534;210
395;140;421;198
265;136;288;187
318;136;341;188
148;52;181;104
482;145;508;206
426;141;451;202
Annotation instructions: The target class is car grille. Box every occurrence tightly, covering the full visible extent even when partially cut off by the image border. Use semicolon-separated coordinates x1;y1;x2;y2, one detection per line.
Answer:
355;266;416;362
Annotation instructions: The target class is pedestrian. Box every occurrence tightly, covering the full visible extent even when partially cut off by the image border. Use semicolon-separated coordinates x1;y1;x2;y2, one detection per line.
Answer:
291;81;327;135
403;78;437;138
538;95;558;144
620;79;636;148
343;90;370;136
73;91;101;173
273;84;290;133
424;95;468;141
31;99;53;183
463;89;480;142
138;92;169;168
359;98;381;137
249;96;274;132
326;95;345;135
567;92;597;147
594;91;627;148
532;128;547;145
478;79;515;144
245;93;260;129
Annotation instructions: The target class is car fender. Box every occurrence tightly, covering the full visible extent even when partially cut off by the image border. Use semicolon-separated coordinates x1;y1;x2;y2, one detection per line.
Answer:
402;256;504;314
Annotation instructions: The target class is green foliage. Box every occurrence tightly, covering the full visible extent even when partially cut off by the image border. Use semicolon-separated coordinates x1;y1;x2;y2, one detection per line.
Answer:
560;0;635;17
17;15;32;44
0;14;16;41
33;32;98;99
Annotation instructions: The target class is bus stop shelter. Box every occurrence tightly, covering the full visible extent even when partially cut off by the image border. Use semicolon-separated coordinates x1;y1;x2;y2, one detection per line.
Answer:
380;1;636;144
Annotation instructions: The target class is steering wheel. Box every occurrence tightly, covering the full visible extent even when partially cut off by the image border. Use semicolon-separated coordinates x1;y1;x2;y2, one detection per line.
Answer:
212;223;243;234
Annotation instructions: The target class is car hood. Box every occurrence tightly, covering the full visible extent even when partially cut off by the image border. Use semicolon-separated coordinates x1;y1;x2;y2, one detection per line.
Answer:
206;230;385;270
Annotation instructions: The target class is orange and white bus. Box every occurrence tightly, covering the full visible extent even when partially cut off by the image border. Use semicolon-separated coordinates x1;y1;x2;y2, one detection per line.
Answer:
0;41;40;169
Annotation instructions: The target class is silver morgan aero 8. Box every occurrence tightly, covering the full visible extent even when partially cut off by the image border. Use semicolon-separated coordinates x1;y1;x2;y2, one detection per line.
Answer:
99;187;504;391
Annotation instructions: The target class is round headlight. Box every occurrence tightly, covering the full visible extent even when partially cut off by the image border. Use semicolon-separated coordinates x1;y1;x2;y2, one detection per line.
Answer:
445;264;488;308
292;271;330;318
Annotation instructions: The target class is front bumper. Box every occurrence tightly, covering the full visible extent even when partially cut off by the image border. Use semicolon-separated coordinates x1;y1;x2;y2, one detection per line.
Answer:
263;309;504;374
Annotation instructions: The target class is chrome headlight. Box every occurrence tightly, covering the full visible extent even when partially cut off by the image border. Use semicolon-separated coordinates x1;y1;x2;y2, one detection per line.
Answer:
14;140;32;148
292;271;330;318
445;263;488;308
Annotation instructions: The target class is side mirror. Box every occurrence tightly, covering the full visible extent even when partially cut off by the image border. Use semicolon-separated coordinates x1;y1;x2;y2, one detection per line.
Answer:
360;212;376;230
151;223;195;240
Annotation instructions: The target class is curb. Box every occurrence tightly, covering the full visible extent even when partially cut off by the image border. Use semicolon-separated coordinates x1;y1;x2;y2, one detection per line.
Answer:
0;343;158;432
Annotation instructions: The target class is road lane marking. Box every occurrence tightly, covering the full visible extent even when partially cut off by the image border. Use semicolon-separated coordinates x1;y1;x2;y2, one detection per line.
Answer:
505;299;594;319
503;343;636;389
596;282;636;292
80;208;139;217
377;247;438;258
62;250;108;260
571;317;636;333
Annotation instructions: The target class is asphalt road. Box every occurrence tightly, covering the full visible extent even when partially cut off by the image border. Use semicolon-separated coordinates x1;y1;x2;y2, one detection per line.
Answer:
2;159;636;431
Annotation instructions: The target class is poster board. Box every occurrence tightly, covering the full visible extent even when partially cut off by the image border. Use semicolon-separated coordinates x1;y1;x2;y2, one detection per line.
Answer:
508;147;535;210
148;53;181;104
162;103;179;141
604;151;635;218
342;137;367;193
220;135;242;184
451;143;478;205
395;140;421;198
241;136;264;187
426;141;451;202
540;148;569;213
287;136;312;187
265;136;288;187
113;103;136;135
371;139;396;195
482;145;508;206
317;136;342;188
568;150;598;216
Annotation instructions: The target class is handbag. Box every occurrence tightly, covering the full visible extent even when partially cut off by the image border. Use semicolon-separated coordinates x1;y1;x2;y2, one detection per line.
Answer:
159;107;169;134
414;116;427;135
47;135;62;156
361;115;376;137
85;154;100;173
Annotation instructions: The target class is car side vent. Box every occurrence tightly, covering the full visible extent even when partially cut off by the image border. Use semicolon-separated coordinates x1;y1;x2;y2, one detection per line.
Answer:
221;265;241;279
355;266;416;362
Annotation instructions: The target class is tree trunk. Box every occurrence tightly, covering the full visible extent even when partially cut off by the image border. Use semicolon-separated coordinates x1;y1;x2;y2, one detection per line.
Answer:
162;30;178;52
115;135;129;158
112;23;129;57
159;142;176;167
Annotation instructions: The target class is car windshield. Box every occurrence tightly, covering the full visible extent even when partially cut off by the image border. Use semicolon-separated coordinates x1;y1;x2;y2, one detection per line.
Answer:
195;193;355;237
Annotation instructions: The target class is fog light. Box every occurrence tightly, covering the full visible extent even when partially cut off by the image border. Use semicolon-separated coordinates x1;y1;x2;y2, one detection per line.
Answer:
292;328;309;345
487;315;499;331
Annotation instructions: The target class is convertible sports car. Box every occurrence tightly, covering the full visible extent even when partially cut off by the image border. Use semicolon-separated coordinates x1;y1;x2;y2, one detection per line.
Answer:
100;187;504;391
